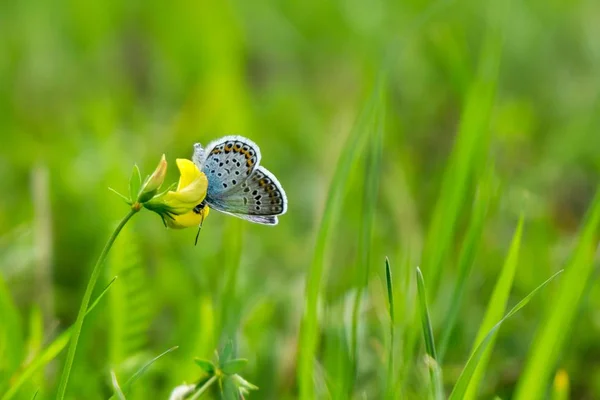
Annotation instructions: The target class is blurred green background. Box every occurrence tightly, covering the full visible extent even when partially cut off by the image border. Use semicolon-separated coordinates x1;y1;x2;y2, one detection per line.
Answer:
1;0;600;399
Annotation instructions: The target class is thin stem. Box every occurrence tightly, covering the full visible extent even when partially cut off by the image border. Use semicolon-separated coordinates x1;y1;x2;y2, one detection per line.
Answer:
190;375;218;400
56;207;139;399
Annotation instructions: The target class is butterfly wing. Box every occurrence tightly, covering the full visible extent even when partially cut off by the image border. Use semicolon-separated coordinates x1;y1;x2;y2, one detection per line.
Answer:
193;135;261;197
205;166;287;225
192;136;286;225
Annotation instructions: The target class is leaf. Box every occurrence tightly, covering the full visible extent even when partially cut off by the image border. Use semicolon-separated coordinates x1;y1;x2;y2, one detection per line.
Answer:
111;370;127;400
194;358;216;374
122;346;179;394
438;169;496;361
298;75;386;400
463;216;523;399
220;339;234;363
221;358;248;375
129;164;142;201
385;257;396;399
421;0;507;296
416;267;443;400
449;270;564;400
2;277;117;400
109;187;132;204
514;189;600;399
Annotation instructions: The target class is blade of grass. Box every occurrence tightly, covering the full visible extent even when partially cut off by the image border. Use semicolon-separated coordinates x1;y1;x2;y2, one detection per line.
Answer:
463;216;524;399
111;370;127;400
449;270;564;400
123;346;179;394
57;208;138;399
384;257;395;399
297;76;386;400
416;267;443;400
438;172;496;361
514;188;600;400
350;84;385;390
3;277;117;400
421;0;508;297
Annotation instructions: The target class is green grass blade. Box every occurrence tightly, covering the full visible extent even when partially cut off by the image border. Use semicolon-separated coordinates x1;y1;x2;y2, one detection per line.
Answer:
449;270;564;400
462;216;524;399
514;189;600;400
109;224;151;372
2;277;117;400
421;0;508;296
350;84;385;388
438;173;496;361
416;267;443;400
385;257;395;399
122;346;179;394
297;76;386;400
111;370;127;400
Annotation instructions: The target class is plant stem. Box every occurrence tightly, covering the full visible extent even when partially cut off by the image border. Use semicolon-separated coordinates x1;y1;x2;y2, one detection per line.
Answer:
56;207;139;399
190;375;218;400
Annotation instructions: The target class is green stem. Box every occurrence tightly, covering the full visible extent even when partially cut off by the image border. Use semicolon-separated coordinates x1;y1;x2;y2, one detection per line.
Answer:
56;207;139;399
190;375;218;400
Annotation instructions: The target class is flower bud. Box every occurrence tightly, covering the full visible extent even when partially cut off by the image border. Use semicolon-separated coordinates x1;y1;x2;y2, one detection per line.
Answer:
138;154;167;203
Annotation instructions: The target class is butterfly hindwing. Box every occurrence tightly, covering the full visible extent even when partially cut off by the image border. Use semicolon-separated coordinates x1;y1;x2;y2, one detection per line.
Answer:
207;166;287;222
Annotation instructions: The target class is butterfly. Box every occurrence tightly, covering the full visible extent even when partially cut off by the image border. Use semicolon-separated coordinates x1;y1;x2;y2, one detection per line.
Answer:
191;135;288;228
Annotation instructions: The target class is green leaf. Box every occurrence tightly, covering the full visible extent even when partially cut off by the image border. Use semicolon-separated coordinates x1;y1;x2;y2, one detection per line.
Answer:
463;216;523;399
421;0;507;297
515;188;600;399
194;358;216;374
220;339;234;363
298;75;386;400
449;270;564;400
2;277;117;400
385;257;396;399
129;164;142;201
121;346;179;394
438;169;496;361
111;371;127;400
416;267;443;400
350;81;385;384
109;187;132;204
221;358;248;375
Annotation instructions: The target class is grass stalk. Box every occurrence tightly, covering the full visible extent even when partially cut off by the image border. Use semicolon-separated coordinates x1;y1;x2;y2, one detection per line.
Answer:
56;207;139;399
416;267;443;400
514;188;600;399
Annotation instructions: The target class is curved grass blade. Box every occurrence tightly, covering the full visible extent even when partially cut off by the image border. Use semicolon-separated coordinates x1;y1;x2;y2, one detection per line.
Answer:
463;216;523;399
416;267;443;400
438;171;496;361
385;257;396;399
111;370;127;400
350;83;385;390
2;277;117;400
122;346;179;394
297;76;386;400
514;189;600;400
449;270;564;400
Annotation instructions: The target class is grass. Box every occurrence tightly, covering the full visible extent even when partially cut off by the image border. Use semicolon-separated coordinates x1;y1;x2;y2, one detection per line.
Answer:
1;0;600;398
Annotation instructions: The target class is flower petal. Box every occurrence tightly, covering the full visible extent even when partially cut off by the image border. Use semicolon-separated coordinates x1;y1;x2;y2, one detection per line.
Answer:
176;159;203;190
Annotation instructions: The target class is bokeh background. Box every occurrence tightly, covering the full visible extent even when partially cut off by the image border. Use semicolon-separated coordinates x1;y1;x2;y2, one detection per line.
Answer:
1;0;600;399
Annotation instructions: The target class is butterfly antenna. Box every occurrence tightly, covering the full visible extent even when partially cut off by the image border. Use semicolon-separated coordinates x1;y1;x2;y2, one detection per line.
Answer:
194;213;205;246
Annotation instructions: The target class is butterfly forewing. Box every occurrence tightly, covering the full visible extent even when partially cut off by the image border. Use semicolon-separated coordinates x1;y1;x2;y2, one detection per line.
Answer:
195;136;262;197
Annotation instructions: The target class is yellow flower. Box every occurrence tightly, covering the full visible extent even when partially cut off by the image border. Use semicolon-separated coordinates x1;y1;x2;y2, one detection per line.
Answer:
144;159;209;229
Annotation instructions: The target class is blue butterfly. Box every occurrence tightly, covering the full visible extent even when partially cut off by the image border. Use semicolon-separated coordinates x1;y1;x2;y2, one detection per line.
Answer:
192;136;288;225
